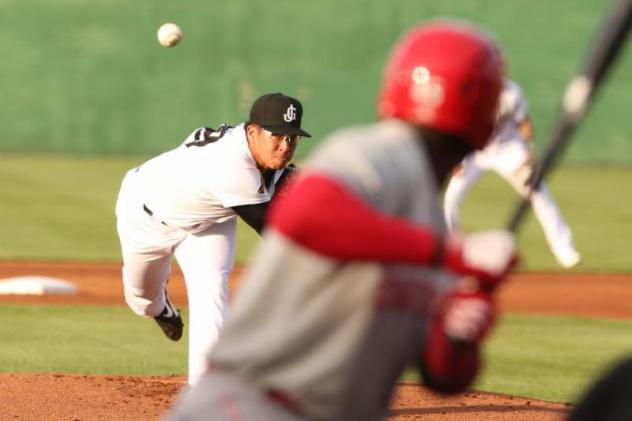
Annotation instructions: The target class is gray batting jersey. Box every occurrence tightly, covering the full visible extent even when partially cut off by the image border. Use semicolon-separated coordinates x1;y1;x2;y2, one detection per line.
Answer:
209;119;455;420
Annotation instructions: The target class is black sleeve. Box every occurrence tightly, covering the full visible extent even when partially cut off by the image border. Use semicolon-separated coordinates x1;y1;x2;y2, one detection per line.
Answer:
232;202;269;235
232;164;299;235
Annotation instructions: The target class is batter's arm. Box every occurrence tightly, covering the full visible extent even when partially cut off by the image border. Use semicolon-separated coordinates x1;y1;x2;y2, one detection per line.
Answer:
268;173;442;263
269;173;516;285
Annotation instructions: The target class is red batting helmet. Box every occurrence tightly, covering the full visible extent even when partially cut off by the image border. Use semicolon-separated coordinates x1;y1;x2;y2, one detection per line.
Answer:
377;20;504;149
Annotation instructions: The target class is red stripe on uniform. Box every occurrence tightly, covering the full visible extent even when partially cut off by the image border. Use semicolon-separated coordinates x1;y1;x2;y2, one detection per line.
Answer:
268;174;440;263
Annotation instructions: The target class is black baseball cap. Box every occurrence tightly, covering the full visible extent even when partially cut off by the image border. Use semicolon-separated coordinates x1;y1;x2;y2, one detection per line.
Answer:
249;93;311;138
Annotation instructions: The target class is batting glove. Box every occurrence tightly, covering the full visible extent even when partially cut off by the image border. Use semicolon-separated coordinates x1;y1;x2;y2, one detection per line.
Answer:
419;279;497;395
442;229;518;291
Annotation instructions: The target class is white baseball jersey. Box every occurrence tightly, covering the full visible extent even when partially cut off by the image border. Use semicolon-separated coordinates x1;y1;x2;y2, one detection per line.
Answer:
115;123;287;387
138;124;282;233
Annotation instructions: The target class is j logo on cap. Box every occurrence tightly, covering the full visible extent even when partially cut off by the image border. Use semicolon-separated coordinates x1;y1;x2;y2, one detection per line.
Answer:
283;105;297;123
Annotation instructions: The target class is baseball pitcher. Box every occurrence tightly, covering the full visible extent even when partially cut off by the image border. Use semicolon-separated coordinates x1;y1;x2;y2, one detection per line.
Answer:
115;93;309;386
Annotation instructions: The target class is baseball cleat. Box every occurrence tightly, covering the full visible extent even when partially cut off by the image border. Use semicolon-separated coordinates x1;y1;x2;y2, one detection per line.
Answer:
556;249;582;269
154;293;184;341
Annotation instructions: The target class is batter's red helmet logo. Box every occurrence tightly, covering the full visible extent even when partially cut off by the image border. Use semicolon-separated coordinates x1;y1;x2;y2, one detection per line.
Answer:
378;20;504;150
410;66;446;123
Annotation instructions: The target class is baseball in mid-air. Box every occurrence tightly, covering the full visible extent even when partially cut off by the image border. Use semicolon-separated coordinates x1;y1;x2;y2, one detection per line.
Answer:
157;23;182;48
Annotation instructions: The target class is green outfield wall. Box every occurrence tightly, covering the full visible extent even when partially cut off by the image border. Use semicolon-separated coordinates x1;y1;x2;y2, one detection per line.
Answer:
1;0;631;163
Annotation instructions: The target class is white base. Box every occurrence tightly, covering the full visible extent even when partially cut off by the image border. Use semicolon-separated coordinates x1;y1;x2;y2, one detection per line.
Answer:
0;276;78;295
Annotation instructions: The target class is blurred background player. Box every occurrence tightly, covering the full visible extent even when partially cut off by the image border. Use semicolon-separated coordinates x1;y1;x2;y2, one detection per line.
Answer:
168;20;517;421
443;78;582;269
114;93;309;386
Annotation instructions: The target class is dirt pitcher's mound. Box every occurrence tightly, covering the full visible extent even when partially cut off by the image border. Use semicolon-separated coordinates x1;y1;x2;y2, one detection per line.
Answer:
390;383;571;420
0;373;183;421
0;373;571;421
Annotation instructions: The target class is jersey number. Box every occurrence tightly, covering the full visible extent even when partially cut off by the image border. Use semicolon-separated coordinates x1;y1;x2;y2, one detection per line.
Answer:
185;124;231;147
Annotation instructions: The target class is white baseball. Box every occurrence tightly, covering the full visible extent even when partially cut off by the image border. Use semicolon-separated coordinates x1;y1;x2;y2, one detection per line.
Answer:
157;23;182;48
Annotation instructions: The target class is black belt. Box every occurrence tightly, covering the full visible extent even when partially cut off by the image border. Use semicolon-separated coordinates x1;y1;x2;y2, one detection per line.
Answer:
143;204;201;230
142;204;154;216
143;204;168;226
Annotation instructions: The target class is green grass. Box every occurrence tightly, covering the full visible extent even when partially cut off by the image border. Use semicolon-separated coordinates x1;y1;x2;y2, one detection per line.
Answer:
0;155;140;262
400;314;632;404
0;304;187;375
457;166;632;272
4;304;632;405
479;315;632;403
1;155;631;272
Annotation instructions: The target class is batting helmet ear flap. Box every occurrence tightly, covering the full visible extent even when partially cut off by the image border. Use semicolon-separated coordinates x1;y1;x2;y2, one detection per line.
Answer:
377;19;504;150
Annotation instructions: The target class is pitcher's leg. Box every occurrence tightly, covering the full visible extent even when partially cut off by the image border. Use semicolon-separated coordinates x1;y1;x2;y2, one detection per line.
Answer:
115;169;180;317
120;250;173;316
175;218;237;385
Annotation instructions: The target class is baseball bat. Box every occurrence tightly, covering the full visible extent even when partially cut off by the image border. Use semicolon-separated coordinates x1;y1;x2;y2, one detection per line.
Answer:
507;0;632;232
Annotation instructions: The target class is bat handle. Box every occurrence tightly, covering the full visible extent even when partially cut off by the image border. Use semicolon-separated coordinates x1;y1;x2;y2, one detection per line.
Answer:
505;109;577;233
507;196;531;233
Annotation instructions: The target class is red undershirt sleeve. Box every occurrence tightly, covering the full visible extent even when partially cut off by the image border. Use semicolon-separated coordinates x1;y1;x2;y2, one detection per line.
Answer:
267;173;441;263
